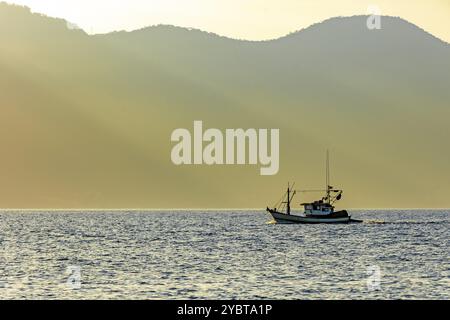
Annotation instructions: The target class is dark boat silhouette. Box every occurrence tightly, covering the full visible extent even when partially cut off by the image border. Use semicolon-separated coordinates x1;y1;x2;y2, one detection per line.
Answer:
266;151;362;224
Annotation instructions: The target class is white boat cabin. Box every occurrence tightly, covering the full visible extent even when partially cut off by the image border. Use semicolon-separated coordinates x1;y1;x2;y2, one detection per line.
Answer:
302;200;334;216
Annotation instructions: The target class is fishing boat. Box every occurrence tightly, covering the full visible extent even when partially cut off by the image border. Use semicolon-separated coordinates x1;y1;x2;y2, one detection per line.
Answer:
266;151;362;224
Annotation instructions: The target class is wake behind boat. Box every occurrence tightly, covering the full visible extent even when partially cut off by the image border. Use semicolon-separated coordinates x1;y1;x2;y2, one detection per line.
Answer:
266;151;362;224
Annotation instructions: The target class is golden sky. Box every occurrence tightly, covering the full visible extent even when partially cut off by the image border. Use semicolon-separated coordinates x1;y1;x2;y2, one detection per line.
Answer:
4;0;450;42
1;1;450;208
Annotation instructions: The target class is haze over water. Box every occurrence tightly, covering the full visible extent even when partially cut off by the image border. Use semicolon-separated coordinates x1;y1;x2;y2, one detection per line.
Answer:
0;210;448;299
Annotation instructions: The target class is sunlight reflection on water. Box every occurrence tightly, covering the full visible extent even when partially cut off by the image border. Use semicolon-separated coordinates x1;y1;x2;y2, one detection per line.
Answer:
0;210;449;299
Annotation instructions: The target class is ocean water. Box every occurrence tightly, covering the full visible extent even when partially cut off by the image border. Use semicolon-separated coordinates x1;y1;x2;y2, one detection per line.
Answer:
0;210;448;300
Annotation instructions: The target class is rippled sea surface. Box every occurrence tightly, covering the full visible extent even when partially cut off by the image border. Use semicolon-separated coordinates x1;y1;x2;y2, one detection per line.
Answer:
0;210;449;299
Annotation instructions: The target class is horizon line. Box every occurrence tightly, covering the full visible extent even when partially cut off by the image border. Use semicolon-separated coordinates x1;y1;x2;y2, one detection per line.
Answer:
0;208;449;212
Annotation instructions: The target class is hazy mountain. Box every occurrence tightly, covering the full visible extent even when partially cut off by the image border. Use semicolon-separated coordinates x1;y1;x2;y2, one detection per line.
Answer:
1;3;449;208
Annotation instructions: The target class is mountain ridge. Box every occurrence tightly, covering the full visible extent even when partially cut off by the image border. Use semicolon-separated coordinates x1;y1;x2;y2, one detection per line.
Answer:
0;2;450;208
1;2;448;46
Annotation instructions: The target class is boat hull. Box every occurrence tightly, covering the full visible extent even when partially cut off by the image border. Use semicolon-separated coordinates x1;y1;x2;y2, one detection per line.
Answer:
267;209;360;224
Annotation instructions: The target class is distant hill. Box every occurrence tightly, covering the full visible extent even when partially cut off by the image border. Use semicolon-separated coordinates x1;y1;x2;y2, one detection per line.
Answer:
1;3;449;208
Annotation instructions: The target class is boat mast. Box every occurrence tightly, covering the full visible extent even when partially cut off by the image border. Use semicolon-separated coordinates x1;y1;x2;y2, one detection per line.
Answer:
287;183;291;215
326;150;330;204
